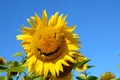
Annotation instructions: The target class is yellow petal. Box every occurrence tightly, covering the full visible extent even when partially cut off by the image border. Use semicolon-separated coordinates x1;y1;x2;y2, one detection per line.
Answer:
55;65;60;76
21;41;30;46
44;62;49;77
64;31;79;44
35;60;40;74
49;63;56;77
16;35;32;42
35;13;42;26
23;45;31;51
68;44;80;51
26;52;32;58
42;10;48;26
22;26;35;35
72;34;80;38
67;26;76;32
64;55;75;63
27;18;36;28
28;56;36;72
69;51;75;56
31;16;37;26
27;60;32;72
48;12;59;27
56;61;63;72
58;14;63;20
28;63;32;73
39;60;43;75
35;60;43;75
69;51;80;57
59;60;70;66
31;16;35;21
61;15;67;23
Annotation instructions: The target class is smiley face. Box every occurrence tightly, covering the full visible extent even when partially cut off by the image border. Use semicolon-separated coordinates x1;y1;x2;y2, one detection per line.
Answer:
32;27;66;61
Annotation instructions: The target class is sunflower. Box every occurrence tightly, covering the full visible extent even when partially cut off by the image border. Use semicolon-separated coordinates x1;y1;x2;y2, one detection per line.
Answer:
100;72;115;80
75;53;87;71
0;57;6;65
17;10;80;78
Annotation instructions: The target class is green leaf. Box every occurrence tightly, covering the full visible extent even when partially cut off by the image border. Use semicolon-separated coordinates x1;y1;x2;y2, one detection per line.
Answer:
0;66;25;73
14;61;21;67
73;59;90;69
12;52;23;57
118;64;120;69
23;76;32;80
33;77;41;80
27;72;45;80
87;65;94;69
116;78;120;80
0;76;6;80
8;76;13;80
7;61;13;65
0;65;8;69
39;76;45;80
21;58;26;64
86;76;98;80
76;76;85;80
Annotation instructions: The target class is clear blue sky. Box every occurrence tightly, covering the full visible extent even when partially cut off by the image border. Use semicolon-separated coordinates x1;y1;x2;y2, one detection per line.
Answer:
0;0;120;78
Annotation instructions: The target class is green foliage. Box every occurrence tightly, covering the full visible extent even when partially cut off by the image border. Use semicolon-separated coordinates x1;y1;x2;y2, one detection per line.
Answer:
0;65;25;73
0;65;8;69
118;64;120;69
22;72;45;80
12;52;23;57
0;53;26;80
116;78;120;80
21;57;26;64
0;76;6;80
76;76;98;80
33;77;44;80
13;61;21;67
87;65;94;69
76;76;85;80
86;76;98;80
73;59;90;69
7;61;13;66
1;52;120;80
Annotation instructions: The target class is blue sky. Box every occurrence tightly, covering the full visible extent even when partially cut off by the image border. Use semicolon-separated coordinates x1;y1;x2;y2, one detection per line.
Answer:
0;0;120;78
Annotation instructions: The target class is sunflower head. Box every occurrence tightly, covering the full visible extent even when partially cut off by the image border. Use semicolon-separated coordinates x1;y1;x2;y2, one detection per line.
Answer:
17;10;80;78
0;57;6;65
35;27;62;54
100;72;115;80
74;53;88;71
32;26;65;61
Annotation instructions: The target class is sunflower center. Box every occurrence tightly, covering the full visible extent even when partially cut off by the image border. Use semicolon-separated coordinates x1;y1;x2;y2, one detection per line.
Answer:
36;39;65;61
33;27;65;61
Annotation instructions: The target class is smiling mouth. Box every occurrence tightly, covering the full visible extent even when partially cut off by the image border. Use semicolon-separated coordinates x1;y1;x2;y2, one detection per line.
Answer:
37;47;60;56
36;39;65;61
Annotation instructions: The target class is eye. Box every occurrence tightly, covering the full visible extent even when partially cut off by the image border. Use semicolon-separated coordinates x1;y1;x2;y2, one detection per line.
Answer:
54;33;56;38
39;35;41;40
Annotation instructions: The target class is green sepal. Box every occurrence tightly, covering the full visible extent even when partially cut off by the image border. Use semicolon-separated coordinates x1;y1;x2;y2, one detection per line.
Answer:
73;59;90;69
